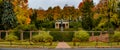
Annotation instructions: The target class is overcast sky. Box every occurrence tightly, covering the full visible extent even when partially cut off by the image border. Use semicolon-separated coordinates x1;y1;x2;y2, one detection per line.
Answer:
28;0;100;10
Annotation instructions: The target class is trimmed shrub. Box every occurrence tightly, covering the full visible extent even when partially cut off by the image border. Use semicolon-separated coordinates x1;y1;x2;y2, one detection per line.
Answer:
32;31;53;43
73;30;90;42
113;31;120;45
50;31;74;42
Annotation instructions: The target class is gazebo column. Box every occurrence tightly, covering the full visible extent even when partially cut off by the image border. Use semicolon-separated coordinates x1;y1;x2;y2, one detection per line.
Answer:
92;32;94;37
92;32;94;41
65;23;69;29
100;31;103;36
57;23;59;29
106;31;109;42
64;23;66;28
30;31;32;41
6;31;8;36
5;31;8;40
21;31;23;41
100;31;103;41
55;23;59;29
66;23;69;28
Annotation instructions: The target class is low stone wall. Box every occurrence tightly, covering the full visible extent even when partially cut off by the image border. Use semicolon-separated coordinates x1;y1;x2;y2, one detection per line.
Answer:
89;34;109;42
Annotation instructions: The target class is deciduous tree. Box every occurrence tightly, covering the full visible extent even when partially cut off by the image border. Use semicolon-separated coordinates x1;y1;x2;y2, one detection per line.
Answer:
12;0;31;25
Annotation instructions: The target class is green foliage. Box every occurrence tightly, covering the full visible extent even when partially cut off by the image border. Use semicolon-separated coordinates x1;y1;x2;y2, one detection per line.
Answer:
113;31;120;42
5;34;18;45
35;20;54;29
93;0;120;30
80;0;94;31
0;0;2;3
73;30;90;42
50;31;74;42
69;21;82;29
95;18;109;31
107;0;120;29
1;1;17;30
5;34;18;42
0;0;3;30
15;24;37;31
117;2;120;29
30;9;37;24
32;31;53;43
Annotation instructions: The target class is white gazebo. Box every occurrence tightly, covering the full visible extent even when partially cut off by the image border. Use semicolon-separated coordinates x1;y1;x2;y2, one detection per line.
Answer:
55;20;69;29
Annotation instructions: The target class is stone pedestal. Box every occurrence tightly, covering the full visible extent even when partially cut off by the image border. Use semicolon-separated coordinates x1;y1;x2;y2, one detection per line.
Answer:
21;31;23;41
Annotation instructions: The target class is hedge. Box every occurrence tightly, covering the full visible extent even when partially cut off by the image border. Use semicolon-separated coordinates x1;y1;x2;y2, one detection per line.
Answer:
49;31;74;42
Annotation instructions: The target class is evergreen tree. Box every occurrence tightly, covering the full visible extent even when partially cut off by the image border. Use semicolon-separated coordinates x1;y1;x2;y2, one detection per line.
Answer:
0;0;3;30
1;0;17;30
79;0;94;31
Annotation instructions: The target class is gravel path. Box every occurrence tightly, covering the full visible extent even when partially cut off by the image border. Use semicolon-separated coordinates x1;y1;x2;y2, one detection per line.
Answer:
56;42;71;48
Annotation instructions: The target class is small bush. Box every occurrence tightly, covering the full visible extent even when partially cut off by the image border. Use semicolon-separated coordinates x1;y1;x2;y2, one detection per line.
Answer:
5;30;18;42
113;31;120;45
5;34;18;45
5;34;18;41
73;30;90;42
32;31;53;42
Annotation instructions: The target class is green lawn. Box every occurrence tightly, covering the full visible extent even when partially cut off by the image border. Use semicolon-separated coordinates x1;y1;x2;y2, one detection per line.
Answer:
67;42;120;48
0;41;58;48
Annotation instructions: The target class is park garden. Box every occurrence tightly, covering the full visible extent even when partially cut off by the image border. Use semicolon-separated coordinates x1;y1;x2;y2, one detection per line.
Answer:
0;0;120;48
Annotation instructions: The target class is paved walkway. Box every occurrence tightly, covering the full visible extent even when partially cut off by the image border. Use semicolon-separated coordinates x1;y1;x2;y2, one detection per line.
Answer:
56;42;71;48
